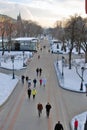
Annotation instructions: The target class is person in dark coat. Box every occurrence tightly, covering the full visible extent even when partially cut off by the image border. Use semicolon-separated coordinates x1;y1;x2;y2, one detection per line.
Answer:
36;68;39;77
21;75;25;84
39;68;42;76
54;121;64;130
33;78;37;88
38;55;40;59
45;102;52;118
27;88;31;99
26;76;29;82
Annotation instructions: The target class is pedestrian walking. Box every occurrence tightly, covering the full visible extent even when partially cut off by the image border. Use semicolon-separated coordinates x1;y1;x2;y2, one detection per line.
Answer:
26;76;28;82
48;49;50;53
42;77;47;87
33;78;37;88
28;79;31;88
36;68;39;77
38;55;40;59
74;118;78;130
39;78;42;86
21;75;25;84
45;102;52;118
27;88;31;99
84;118;87;130
37;103;43;117
40;48;42;51
39;68;42;76
32;88;37;99
54;121;64;130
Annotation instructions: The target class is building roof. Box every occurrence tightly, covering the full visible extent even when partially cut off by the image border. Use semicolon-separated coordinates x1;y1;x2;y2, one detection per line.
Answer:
14;37;38;42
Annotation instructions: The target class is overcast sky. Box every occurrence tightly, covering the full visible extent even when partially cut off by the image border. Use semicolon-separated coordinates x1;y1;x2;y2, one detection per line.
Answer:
0;0;86;27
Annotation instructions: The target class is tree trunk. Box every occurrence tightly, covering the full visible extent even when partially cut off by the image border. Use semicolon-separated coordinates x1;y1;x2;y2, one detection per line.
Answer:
2;33;4;55
85;51;87;63
78;41;81;54
69;49;72;69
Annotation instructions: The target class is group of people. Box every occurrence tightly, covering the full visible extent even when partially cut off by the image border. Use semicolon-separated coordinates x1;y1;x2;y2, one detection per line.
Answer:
37;102;51;118
27;77;47;99
21;50;64;130
27;87;37;99
36;67;42;77
21;74;47;99
27;78;38;99
27;77;47;88
37;102;64;130
39;77;47;87
36;68;47;87
21;75;37;99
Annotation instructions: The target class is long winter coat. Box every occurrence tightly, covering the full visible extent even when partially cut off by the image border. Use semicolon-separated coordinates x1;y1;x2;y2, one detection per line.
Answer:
54;123;64;130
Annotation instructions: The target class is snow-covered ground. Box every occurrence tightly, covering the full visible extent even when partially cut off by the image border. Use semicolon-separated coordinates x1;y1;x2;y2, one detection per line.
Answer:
0;73;19;105
55;59;87;92
0;50;86;130
50;39;84;55
0;51;33;70
0;51;33;105
49;38;87;129
54;59;87;130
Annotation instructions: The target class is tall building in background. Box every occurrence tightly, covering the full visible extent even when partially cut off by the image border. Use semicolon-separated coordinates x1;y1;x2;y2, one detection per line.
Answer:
17;13;23;37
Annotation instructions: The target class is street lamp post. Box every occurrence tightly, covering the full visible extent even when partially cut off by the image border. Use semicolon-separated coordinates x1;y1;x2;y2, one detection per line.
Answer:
84;115;87;130
85;83;87;96
23;51;25;67
62;56;65;76
80;67;84;90
57;55;59;68
11;55;15;79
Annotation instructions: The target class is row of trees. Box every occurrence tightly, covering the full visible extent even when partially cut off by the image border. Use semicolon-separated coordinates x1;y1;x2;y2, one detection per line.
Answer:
49;15;87;68
0;16;43;55
1;14;87;67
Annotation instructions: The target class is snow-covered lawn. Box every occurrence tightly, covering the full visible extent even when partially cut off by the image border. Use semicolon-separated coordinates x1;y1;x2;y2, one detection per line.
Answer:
56;59;87;92
0;51;33;70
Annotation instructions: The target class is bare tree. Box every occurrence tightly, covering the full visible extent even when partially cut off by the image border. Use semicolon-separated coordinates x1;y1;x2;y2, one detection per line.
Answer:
5;19;16;51
19;20;43;37
0;17;7;55
65;15;87;63
80;18;87;63
65;15;79;69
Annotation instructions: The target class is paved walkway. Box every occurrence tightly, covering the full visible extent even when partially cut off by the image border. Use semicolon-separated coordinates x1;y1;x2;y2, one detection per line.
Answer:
21;38;59;130
0;39;70;130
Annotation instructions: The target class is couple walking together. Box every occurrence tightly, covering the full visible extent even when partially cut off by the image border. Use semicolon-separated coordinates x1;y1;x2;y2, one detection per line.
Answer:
27;88;37;99
37;102;51;118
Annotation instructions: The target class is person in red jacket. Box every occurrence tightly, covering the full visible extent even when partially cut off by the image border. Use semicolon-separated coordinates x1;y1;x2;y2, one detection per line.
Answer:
39;79;42;86
74;118;78;130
